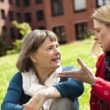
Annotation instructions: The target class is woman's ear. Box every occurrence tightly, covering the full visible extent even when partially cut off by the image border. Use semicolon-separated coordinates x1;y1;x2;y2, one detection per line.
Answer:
30;53;37;63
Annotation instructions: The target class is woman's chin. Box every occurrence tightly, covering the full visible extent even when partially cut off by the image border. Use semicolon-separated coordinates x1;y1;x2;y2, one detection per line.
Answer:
54;64;61;68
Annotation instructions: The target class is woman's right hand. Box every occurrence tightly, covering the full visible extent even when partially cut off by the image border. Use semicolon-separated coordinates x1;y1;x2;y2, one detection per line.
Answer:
23;90;46;110
58;58;97;85
23;87;61;110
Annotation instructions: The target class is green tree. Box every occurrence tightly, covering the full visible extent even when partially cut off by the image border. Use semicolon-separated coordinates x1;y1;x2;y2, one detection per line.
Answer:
12;21;32;37
12;21;32;52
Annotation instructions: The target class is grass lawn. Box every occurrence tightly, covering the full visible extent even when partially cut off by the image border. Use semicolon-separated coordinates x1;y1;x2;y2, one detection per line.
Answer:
0;38;97;110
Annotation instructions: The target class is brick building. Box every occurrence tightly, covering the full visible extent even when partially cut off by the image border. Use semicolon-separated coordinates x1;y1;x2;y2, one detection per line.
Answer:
0;0;110;44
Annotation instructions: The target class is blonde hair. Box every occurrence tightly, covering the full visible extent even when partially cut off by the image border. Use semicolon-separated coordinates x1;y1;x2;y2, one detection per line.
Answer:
91;4;110;56
92;4;110;25
16;29;58;72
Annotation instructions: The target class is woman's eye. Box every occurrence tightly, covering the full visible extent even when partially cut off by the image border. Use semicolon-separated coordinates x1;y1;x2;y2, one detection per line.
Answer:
48;46;53;50
56;44;59;48
95;30;100;33
47;44;59;50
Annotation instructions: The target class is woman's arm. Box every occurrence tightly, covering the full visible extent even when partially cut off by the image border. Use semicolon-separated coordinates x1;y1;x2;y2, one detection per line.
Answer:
54;78;84;100
54;66;84;100
1;73;24;110
23;87;61;110
91;77;110;105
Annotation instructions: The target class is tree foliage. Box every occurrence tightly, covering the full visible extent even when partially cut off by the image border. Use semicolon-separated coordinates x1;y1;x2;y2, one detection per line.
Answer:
12;21;32;52
12;21;32;37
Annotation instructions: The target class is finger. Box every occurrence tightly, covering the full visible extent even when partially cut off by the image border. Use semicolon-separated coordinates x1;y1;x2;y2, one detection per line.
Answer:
57;74;68;78
27;97;37;105
57;72;68;77
57;72;75;78
77;58;87;68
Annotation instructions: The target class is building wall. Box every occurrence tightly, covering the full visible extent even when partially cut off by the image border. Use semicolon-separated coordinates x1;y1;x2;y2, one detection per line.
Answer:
0;1;10;33
43;0;97;43
0;0;106;44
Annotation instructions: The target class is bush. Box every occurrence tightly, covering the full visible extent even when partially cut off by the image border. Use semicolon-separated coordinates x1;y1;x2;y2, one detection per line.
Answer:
0;43;14;56
12;21;32;53
0;31;14;56
12;21;32;37
13;40;22;52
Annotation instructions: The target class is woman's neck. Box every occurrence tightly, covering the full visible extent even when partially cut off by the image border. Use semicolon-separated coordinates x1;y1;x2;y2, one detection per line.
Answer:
34;67;55;84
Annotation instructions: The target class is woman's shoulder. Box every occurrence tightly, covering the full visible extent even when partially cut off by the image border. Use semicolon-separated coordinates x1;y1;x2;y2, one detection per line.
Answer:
96;53;105;67
11;72;22;80
98;53;105;60
62;66;76;72
96;53;105;65
9;72;22;86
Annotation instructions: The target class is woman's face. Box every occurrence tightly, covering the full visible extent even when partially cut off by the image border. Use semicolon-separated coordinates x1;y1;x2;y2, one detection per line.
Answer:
31;38;61;70
93;20;110;52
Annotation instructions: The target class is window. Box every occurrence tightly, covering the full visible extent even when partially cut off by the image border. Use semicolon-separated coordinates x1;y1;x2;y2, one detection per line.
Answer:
9;11;14;21
35;0;43;4
23;0;30;6
73;0;86;12
1;0;4;2
16;30;22;39
75;22;87;40
1;9;5;19
10;28;15;40
8;0;12;4
16;13;22;22
96;0;110;7
2;26;7;38
53;26;66;44
24;12;32;22
38;26;46;30
51;0;64;16
15;0;20;7
36;10;44;21
2;26;7;32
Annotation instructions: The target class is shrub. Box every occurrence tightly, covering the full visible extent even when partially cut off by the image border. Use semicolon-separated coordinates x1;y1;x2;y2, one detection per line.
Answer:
0;31;13;56
12;21;32;53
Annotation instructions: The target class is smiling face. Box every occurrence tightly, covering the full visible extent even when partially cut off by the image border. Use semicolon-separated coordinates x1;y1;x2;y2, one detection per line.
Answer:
31;37;61;72
93;19;110;52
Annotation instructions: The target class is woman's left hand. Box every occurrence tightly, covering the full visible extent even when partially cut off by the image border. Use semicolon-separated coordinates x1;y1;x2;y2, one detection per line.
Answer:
57;58;97;85
23;90;46;110
23;87;61;110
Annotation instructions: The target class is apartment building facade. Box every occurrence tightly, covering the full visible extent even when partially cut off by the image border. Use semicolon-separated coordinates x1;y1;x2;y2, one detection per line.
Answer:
0;0;110;44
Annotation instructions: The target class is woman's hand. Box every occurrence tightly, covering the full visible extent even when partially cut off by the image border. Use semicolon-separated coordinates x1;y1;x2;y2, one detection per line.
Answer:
23;90;46;110
58;58;97;85
23;87;61;110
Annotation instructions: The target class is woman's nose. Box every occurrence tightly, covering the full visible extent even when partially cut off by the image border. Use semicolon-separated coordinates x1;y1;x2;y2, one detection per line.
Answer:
94;34;99;40
54;48;60;54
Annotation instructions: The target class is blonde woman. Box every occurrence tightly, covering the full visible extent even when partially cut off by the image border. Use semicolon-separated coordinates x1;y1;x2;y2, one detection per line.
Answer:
58;4;110;110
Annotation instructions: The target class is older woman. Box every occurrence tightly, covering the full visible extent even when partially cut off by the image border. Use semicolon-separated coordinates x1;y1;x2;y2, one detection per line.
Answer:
1;29;83;110
58;4;110;110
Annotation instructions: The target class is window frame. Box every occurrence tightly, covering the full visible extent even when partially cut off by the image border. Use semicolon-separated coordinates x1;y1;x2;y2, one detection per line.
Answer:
73;0;87;12
24;12;32;23
51;0;64;16
75;22;87;40
8;11;14;21
8;0;12;4
10;27;16;40
16;12;22;22
96;0;110;7
1;9;5;19
52;25;66;44
36;10;44;21
23;0;30;7
35;0;43;4
15;0;21;7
